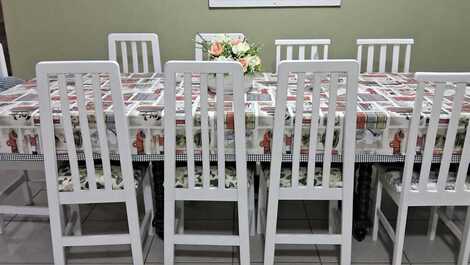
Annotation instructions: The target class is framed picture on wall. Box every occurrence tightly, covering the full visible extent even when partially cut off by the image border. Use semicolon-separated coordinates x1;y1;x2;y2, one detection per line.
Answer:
209;0;341;7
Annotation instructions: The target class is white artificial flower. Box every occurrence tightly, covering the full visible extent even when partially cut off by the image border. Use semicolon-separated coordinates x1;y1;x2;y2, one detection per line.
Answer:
248;55;261;67
232;42;250;55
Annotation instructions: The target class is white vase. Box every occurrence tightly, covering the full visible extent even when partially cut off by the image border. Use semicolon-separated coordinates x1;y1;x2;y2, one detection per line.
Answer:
207;75;254;94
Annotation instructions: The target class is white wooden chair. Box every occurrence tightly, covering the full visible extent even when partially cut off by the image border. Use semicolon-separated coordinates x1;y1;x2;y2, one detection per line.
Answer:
164;61;251;265
194;33;245;61
0;43;8;77
263;60;359;265
372;72;470;265
275;39;331;71
356;38;414;73
37;61;154;265
108;33;162;73
0;43;48;233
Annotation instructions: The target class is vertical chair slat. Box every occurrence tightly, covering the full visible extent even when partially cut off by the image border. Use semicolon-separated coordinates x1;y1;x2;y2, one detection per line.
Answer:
298;46;305;60
311;46;318;60
437;83;466;192
379;45;387;72
322;73;338;188
120;42;129;73
306;75;322;187
402;82;425;192
356;45;362;73
92;74;112;190
216;73;225;189
456;115;470;192
286;46;293;60
276;45;281;72
141;42;149;73
392;45;400;73
199;73;211;188
183;73;196;188
404;44;412;73
291;73;305;188
323;45;329;60
131;41;139;73
58;74;82;191
366;45;374;72
418;84;445;191
74;74;96;189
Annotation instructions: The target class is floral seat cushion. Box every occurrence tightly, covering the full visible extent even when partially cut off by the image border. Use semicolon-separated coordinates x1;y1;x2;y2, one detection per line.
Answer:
262;165;343;188
381;169;468;192
175;164;254;189
57;162;147;192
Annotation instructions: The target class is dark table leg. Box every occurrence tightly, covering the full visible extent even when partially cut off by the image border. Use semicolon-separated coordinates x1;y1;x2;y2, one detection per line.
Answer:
152;162;164;239
353;163;373;241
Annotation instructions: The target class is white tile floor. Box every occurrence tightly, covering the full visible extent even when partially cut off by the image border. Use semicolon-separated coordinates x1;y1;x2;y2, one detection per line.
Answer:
0;169;468;265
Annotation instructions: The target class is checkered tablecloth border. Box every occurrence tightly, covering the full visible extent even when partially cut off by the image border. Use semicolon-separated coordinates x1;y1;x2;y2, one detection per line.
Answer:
0;152;462;164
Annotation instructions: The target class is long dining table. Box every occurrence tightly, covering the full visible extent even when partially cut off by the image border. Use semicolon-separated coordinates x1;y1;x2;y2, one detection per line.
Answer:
0;71;468;241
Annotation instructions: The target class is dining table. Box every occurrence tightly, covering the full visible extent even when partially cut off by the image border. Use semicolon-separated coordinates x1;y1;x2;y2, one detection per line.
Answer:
0;71;468;241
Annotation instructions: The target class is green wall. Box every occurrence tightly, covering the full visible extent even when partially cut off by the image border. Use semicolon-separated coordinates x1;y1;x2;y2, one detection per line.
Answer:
2;0;470;79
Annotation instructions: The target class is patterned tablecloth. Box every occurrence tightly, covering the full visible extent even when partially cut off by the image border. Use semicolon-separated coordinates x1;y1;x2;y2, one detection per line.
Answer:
0;72;468;162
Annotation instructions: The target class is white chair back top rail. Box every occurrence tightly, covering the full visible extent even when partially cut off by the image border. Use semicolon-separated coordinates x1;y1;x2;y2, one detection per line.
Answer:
37;61;137;199
108;33;162;73
0;43;8;77
271;60;358;194
164;61;248;195
356;38;414;73
275;39;331;72
402;72;470;196
195;33;245;61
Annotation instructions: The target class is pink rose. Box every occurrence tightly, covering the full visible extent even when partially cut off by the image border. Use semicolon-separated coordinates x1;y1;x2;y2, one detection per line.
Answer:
209;42;224;56
239;58;248;72
231;38;242;45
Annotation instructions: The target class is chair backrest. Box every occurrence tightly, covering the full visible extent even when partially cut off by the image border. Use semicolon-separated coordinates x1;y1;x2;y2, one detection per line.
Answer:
195;33;245;61
108;33;162;73
164;61;248;193
271;60;358;193
356;38;414;73
401;72;470;195
275;39;331;71
0;43;8;77
37;61;136;203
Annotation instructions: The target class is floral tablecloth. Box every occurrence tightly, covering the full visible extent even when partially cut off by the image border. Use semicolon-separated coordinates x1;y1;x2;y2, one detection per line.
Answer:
0;72;468;162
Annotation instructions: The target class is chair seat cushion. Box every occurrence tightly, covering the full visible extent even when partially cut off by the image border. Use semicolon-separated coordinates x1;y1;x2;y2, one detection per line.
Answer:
381;169;467;192
175;164;254;189
57;162;148;191
262;165;343;188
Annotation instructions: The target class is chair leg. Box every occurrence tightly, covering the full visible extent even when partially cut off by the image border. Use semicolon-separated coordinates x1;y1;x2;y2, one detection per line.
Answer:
0;214;4;234
50;206;66;265
164;191;175;265
143;168;155;236
249;182;256;236
329;201;338;234
264;189;280;265
70;205;82;236
457;206;470;265
21;170;33;206
257;166;267;235
392;205;408;265
176;201;184;234
238;186;251;265
372;180;383;241
126;199;144;265
427;206;439;241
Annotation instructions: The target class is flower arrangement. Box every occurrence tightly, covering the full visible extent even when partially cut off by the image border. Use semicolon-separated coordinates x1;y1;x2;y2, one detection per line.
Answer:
197;34;262;75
